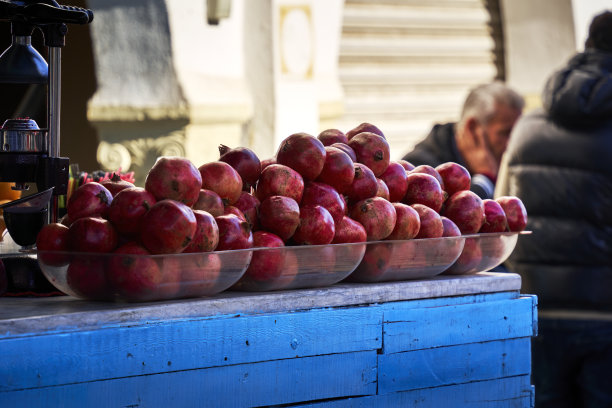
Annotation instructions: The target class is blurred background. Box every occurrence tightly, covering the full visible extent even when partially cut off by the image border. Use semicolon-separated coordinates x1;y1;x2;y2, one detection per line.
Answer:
0;0;607;185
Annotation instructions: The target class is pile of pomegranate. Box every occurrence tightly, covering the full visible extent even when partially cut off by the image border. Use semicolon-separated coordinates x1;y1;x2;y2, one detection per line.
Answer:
35;123;527;299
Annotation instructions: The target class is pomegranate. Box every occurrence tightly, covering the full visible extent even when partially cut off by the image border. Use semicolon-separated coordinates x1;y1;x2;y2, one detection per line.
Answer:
496;196;528;232
346;122;385;140
301;181;346;223
350;243;392;281
276;132;326;181
349;197;397;241
386;203;420;240
100;173;135;197
480;199;508;233
315;146;355;194
223;205;247;221
318;129;349;146
348;132;390;177
218;144;262;191
243;231;285;282
198;161;243;205
445;239;483;275
403;173;444;213
66;256;109;300
140;199;197;254
346;163;378;204
398;159;415;172
332;216;367;243
441;216;461;237
144;156;202;207
215;214;254;250
192;189;224;217
330;142;357;162
435;162;471;197
157;257;182;298
183;210;219;252
107;187;156;239
260;157;277;172
67;182;113;221
233;191;260;231
443;190;485;234
376;178;390;200
69;217;118;253
255;163;304;203
380;161;408;203
107;242;162;301
36;223;71;266
292;205;335;245
180;253;222;296
412;204;443;239
258;196;300;241
409;165;445;191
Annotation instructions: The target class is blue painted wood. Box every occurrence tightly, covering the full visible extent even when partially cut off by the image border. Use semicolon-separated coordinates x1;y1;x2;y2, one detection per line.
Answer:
0;350;378;408
295;375;534;407
0;306;381;391
381;291;520;311
378;337;531;394
383;295;537;353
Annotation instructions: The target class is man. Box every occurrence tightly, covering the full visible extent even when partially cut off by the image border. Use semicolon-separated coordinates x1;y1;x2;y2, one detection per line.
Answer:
495;10;612;407
402;81;524;198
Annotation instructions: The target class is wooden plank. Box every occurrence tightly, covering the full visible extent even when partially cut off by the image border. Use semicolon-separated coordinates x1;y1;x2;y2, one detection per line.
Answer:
383;295;537;353
0;272;522;338
0;307;381;392
296;375;534;407
0;350;378;408
378;338;531;394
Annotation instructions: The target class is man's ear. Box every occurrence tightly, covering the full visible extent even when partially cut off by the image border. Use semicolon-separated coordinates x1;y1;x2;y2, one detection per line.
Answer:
465;117;479;136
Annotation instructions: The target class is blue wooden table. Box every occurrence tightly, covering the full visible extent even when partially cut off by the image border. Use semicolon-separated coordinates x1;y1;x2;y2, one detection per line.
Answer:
0;272;537;407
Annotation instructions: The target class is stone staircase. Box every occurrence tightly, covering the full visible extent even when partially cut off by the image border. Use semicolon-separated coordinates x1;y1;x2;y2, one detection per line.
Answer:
336;0;499;159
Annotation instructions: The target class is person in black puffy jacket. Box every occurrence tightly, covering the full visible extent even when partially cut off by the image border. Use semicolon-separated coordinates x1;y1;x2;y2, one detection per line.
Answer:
495;10;612;408
402;81;524;199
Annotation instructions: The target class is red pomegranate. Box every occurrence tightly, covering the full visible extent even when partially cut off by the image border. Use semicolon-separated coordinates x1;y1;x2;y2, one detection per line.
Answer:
215;214;254;250
198;161;243;205
349;197;397;241
157;256;182;299
260;157;277;172
386;203;420;240
223;205;247;221
144;156;202;207
403;173;445;212
330;142;357;162
332;216;367;243
443;190;485;234
441;216;462;237
36;222;71;266
350;243;392;281
66;256;109;300
192;189;224;217
435;162;471;197
100;173;135;197
398;159;415;172
67;182;113;221
301;181;346;223
346;163;378;204
348;132;390;177
183;210;219;252
107;187;156;239
412;204;443;239
480;199;508;233
255;163;304;203
180;253;222;296
243;231;285;282
345;122;385;140
258;195;300;241
315;146;355;194
218;144;262;191
69;217;118;253
496;196;528;232
107;242;162;301
380;161;408;203
409;165;445;191
276;132;326;181
318;129;349;146
140;199;197;254
376;178;390;200
292;205;335;245
233;191;260;231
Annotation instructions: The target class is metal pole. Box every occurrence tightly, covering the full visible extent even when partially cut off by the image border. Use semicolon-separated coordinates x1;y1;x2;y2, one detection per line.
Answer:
48;46;61;223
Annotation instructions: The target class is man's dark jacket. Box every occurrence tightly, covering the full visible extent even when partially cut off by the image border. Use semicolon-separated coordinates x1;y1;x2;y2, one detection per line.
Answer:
501;49;612;310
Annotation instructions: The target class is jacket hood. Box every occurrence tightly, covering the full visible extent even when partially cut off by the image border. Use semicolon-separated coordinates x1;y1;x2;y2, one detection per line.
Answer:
542;49;612;126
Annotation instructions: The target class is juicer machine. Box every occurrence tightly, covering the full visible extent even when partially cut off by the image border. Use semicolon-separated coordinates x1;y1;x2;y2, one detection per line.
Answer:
0;0;93;223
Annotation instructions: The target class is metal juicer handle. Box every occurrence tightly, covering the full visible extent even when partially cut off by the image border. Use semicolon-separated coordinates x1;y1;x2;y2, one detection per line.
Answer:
0;1;93;25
